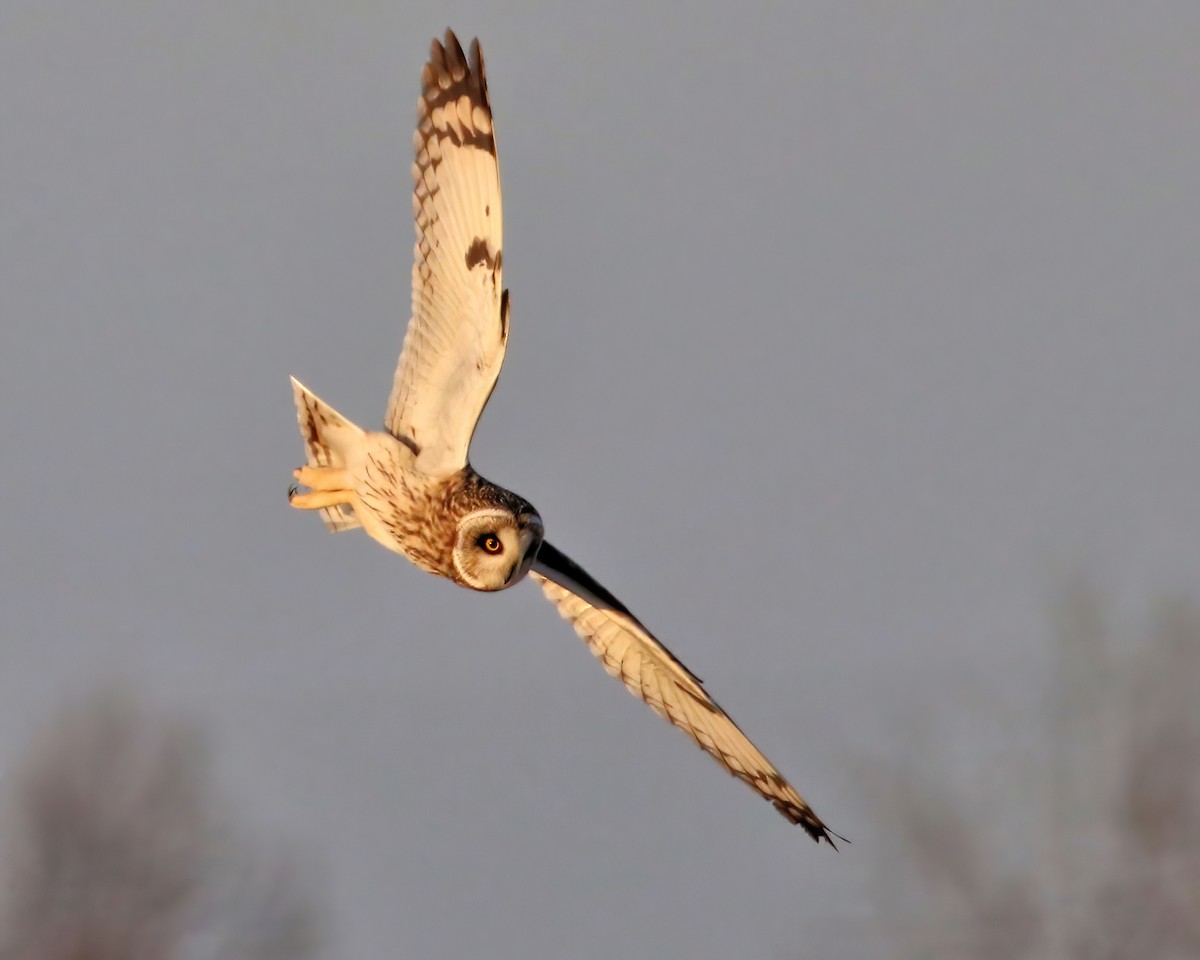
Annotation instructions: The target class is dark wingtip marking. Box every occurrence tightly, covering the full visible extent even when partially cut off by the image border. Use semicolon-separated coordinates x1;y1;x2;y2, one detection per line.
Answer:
421;30;495;154
789;805;847;847
816;824;849;849
470;38;488;102
429;35;448;73
469;36;482;71
444;28;467;69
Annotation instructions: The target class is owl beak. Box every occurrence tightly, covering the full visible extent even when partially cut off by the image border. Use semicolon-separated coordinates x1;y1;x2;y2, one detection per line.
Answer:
507;513;543;586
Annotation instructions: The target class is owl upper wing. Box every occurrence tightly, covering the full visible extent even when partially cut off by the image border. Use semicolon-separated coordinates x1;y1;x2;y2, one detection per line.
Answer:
530;541;840;844
385;30;508;476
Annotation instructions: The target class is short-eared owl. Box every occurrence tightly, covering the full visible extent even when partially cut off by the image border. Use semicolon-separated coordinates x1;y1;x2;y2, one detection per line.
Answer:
289;30;839;845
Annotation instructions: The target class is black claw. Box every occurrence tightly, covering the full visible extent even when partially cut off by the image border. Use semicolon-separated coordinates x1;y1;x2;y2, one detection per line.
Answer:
287;481;299;502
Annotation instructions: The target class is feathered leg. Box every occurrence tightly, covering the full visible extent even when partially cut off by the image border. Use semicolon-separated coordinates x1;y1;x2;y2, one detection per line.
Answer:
290;377;364;532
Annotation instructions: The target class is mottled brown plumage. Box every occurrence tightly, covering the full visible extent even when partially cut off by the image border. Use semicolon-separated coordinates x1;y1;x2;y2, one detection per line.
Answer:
286;30;840;844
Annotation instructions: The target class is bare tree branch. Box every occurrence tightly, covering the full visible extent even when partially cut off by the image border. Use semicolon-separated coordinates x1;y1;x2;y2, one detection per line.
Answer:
0;690;319;960
868;591;1200;959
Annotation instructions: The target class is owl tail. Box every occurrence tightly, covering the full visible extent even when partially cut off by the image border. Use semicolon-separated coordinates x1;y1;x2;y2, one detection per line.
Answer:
290;376;364;533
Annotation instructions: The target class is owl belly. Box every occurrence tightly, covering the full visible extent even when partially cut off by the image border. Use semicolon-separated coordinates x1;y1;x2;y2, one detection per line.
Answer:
350;433;455;577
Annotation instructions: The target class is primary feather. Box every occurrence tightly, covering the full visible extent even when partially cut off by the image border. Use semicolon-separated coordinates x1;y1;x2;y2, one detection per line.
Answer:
385;31;507;476
531;542;840;845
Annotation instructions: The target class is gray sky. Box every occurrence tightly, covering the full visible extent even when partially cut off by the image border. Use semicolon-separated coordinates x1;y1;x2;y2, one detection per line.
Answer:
1;2;1197;957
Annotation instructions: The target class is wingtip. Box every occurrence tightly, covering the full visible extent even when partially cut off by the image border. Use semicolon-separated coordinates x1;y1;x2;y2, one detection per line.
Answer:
805;820;849;849
821;828;849;850
440;28;466;79
775;796;846;848
428;33;447;73
470;37;487;91
426;28;488;107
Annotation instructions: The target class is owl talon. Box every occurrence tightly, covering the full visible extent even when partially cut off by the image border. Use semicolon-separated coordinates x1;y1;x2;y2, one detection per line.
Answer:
293;464;350;491
289;488;354;511
287;481;300;502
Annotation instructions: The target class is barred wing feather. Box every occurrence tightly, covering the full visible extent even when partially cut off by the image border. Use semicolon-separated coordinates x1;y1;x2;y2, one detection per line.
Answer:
530;542;839;844
385;30;508;476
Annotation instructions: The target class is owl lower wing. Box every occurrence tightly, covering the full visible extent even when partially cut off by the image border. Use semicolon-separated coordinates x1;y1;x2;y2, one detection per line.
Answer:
529;542;840;845
385;30;507;477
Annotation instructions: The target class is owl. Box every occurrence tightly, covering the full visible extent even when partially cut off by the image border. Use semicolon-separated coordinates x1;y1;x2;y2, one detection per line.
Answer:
289;29;839;845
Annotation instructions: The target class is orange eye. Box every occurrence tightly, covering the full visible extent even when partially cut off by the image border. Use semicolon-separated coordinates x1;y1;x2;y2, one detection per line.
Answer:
478;533;503;555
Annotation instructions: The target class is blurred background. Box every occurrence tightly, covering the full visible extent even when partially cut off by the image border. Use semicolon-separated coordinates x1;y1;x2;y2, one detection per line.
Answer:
1;2;1196;957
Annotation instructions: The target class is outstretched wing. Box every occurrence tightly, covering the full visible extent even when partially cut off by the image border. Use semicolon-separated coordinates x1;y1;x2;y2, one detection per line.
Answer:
385;30;507;476
530;542;840;844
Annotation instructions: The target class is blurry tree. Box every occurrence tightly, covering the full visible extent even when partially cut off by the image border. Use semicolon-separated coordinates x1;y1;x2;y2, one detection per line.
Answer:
869;588;1200;959
0;691;319;960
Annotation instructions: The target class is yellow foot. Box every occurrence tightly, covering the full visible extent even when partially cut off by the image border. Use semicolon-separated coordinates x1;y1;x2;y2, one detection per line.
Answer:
293;465;350;491
289;465;356;511
289;488;354;511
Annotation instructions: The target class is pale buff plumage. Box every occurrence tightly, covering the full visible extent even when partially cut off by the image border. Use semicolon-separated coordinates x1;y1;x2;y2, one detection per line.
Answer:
287;30;840;844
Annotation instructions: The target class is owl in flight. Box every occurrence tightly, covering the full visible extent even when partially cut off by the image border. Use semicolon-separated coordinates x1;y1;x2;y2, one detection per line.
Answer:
289;29;839;845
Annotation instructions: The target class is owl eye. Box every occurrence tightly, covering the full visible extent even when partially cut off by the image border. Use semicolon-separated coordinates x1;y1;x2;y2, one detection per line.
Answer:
477;533;503;555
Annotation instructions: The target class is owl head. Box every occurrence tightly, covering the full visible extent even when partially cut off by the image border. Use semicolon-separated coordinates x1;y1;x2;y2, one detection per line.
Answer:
452;505;544;591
